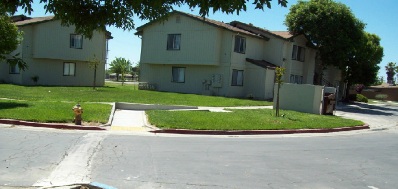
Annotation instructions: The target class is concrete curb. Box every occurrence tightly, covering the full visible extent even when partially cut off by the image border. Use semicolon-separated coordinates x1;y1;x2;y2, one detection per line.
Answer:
150;125;370;135
0;119;106;131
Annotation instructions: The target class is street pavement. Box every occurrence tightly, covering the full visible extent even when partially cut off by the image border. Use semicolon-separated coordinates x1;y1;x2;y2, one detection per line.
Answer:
0;102;397;188
335;102;398;130
0;126;397;189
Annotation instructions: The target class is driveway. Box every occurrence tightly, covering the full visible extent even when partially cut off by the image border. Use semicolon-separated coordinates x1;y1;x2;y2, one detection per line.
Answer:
335;102;398;130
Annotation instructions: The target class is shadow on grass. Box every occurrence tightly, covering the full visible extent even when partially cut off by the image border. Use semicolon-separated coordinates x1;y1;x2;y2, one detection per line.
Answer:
0;102;29;110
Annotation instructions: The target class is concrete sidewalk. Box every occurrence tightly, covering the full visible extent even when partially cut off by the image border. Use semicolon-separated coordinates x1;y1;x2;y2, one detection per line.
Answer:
110;109;152;131
109;106;274;131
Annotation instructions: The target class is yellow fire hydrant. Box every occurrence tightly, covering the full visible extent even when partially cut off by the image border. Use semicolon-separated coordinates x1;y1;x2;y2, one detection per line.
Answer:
72;104;83;125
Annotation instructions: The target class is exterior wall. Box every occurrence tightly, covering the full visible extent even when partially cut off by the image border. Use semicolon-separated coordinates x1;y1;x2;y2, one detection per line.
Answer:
244;63;266;99
243;63;275;100
140;14;223;66
2;58;105;86
273;83;324;114
1;19;107;86
139;14;270;99
262;37;286;66
286;35;316;85
357;87;398;101
264;69;276;99
140;63;231;96
30;20;107;62
323;66;342;85
228;33;267;98
138;13;321;100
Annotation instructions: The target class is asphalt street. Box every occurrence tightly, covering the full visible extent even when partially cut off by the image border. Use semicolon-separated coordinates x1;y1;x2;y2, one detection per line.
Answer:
0;103;397;189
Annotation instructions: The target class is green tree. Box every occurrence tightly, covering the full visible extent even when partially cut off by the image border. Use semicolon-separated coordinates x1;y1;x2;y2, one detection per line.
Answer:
285;0;365;70
131;61;140;81
285;0;382;99
1;0;287;38
88;54;101;89
109;57;131;85
275;67;285;117
385;62;398;84
373;76;384;86
0;13;27;71
344;32;384;88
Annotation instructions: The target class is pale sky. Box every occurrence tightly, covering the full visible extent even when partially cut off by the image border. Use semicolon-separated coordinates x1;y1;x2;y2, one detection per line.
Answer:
16;0;398;79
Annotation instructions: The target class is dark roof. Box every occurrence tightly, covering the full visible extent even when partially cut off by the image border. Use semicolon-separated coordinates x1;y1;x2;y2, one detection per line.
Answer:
230;21;294;40
11;15;113;38
135;11;266;39
246;58;277;69
106;31;113;39
270;31;294;39
13;15;55;26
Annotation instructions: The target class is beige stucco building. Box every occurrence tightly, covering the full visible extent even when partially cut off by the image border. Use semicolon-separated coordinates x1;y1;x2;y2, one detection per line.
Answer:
0;15;112;86
136;11;340;100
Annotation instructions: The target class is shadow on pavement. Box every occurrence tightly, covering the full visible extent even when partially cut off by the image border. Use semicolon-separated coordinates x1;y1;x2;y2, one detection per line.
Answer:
337;102;395;116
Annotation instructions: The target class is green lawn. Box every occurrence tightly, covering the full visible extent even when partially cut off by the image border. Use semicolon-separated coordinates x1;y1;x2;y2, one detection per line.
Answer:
0;83;364;130
0;83;272;107
0;83;271;124
147;109;364;130
0;100;111;123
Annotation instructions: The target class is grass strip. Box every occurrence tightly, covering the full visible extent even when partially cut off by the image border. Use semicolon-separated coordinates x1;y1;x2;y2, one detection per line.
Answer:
0;100;111;124
147;109;364;130
0;83;272;107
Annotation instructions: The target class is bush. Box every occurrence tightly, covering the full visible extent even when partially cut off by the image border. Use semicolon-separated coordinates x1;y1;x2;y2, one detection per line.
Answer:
348;94;368;103
356;94;368;103
375;94;388;101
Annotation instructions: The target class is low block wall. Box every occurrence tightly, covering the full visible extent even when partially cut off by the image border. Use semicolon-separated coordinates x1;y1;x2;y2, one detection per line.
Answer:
115;102;198;110
273;83;324;114
352;87;398;101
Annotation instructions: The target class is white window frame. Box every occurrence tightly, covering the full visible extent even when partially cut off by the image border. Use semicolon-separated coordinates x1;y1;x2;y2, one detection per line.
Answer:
63;62;76;76
290;74;303;84
167;34;181;50
234;35;246;54
9;63;20;74
231;69;244;86
70;34;83;49
172;67;185;83
292;45;305;62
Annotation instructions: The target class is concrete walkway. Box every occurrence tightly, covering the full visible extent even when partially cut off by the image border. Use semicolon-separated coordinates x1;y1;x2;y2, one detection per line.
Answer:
110;109;152;132
109;106;274;131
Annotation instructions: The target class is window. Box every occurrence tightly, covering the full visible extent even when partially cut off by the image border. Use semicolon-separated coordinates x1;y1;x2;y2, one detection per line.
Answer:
172;67;185;83
167;34;181;50
63;62;76;76
234;35;246;54
231;69;244;86
9;64;20;74
292;45;305;62
290;74;303;84
70;34;83;49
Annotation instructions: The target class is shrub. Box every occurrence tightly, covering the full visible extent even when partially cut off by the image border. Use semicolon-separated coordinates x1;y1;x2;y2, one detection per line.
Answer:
356;94;368;103
375;94;388;101
348;94;368;103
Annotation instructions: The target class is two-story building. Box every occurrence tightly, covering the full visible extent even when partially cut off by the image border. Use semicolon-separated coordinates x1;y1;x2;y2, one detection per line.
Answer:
135;11;340;99
0;15;112;86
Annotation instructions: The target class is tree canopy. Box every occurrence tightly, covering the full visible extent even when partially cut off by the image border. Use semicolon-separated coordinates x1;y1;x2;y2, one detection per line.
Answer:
109;57;131;84
285;0;383;88
0;14;20;59
345;32;384;86
0;13;27;71
1;0;287;38
385;62;397;84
